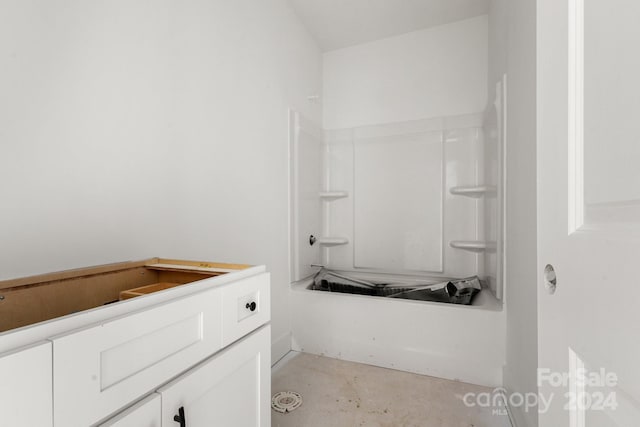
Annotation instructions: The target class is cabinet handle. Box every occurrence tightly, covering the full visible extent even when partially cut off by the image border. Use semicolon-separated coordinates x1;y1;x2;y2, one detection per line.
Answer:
245;301;257;312
173;406;186;427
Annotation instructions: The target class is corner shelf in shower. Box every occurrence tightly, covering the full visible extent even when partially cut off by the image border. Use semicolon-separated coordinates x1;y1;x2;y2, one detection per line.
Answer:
449;240;497;252
317;237;349;246
319;191;349;200
449;185;497;197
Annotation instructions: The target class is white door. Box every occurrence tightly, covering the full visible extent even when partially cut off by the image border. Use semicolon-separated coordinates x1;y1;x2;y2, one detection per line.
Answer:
158;325;271;427
538;0;640;426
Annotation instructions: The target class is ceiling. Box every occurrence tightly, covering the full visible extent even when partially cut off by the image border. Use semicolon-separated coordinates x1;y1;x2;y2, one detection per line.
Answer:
288;0;490;52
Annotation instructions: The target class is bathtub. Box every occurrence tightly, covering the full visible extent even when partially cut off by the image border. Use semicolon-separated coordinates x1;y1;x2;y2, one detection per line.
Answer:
290;272;506;387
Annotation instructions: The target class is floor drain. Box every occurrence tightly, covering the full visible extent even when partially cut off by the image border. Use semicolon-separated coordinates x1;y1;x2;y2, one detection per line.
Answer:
271;391;302;413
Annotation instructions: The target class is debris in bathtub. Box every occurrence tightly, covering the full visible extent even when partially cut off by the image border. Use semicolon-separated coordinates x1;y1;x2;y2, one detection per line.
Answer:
272;391;303;414
311;268;481;305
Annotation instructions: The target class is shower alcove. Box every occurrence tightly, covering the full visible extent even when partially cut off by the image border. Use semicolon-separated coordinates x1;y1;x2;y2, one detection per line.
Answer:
288;14;508;386
289;79;507;387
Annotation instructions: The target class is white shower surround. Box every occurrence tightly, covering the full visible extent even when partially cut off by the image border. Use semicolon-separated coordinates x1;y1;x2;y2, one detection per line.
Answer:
289;111;505;387
288;14;505;388
321;113;491;281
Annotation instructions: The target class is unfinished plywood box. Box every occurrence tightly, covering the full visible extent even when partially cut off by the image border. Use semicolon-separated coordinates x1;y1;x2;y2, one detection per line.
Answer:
0;257;251;333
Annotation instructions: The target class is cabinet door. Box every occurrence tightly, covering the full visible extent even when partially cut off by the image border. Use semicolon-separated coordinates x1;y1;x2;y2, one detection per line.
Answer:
98;394;161;427
0;341;52;427
159;325;271;427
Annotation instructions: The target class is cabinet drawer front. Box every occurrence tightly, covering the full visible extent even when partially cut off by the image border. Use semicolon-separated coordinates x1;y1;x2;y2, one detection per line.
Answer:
52;287;223;427
98;393;161;427
0;341;53;427
222;273;270;346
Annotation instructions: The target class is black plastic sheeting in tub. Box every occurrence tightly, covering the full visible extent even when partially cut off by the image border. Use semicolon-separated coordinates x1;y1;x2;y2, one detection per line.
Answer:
311;268;481;305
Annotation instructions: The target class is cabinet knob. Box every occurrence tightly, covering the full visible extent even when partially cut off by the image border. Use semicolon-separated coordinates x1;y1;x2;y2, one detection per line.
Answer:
173;406;186;427
245;301;257;312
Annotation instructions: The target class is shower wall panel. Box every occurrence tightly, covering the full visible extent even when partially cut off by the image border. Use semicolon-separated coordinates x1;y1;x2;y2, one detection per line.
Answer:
353;130;443;272
290;111;323;281
323;113;484;279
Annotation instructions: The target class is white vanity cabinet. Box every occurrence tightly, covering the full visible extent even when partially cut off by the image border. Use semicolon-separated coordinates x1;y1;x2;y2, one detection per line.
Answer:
0;258;271;427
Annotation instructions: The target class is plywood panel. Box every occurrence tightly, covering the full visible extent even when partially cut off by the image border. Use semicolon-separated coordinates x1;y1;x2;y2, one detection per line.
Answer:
119;282;182;300
156;270;218;284
0;258;157;291
152;258;251;271
0;267;159;332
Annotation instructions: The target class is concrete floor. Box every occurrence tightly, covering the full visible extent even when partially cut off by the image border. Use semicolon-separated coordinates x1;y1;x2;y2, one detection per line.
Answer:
271;352;512;427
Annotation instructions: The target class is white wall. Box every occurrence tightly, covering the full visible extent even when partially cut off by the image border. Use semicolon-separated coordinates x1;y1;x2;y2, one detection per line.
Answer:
492;0;539;426
323;15;488;129
0;0;322;363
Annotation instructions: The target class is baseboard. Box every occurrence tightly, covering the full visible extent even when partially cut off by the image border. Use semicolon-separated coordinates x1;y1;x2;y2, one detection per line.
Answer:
497;389;517;427
290;341;503;387
271;330;292;366
271;350;300;374
502;365;538;427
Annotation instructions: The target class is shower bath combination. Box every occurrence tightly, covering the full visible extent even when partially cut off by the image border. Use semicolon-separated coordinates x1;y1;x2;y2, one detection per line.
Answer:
289;97;507;387
288;14;507;388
